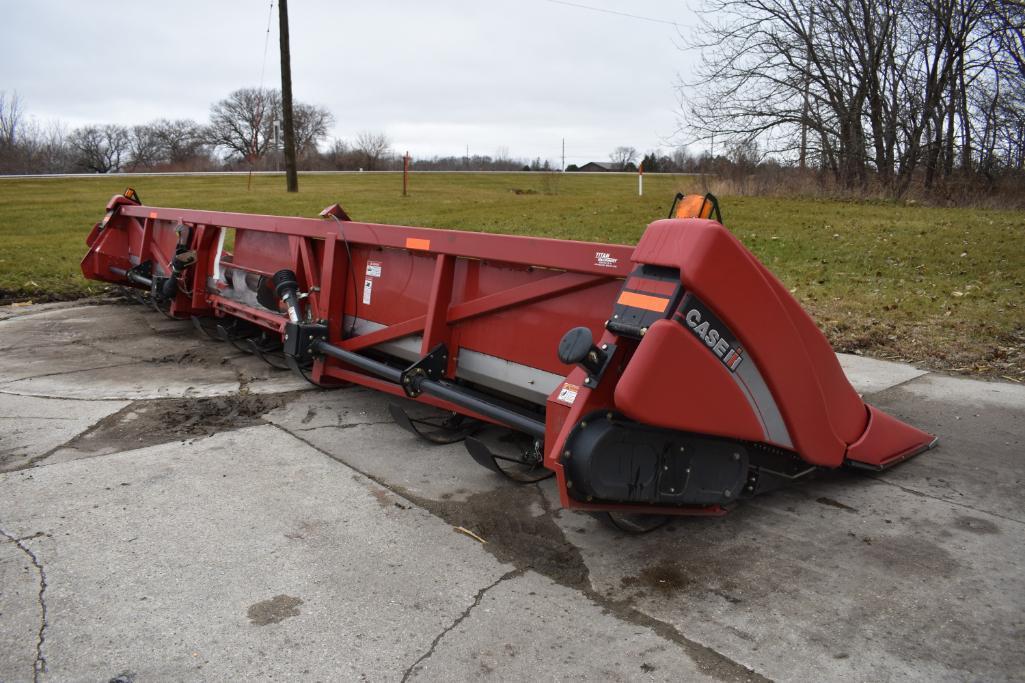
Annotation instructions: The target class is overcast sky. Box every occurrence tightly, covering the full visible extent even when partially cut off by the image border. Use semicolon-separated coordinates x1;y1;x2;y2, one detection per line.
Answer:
2;0;700;165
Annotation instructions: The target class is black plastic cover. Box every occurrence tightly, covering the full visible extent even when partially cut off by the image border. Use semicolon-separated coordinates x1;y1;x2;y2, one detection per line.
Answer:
563;413;749;506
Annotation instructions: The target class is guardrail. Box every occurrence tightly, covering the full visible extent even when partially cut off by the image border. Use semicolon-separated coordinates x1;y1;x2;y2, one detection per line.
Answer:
0;170;711;180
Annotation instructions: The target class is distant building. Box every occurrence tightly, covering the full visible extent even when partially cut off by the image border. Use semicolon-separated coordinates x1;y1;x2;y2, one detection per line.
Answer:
576;161;618;172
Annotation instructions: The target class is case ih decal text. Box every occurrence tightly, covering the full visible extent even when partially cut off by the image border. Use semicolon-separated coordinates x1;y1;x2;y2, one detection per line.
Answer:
677;295;744;372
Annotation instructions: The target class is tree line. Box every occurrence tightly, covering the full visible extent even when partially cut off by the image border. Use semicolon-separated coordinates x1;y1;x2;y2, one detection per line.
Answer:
0;88;454;174
682;0;1025;199
0;87;665;175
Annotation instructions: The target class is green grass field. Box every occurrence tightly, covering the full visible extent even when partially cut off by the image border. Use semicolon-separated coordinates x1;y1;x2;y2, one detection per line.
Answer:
1;172;1022;379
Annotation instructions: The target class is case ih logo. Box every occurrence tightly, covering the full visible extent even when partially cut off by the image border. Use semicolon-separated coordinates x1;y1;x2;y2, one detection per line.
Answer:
677;296;744;373
594;251;619;268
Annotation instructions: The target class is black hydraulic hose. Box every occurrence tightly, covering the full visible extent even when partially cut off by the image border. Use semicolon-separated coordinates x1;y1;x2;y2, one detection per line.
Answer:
312;339;402;383
417;380;546;439
273;269;302;323
276;262;546;440
109;266;152;288
310;339;546;439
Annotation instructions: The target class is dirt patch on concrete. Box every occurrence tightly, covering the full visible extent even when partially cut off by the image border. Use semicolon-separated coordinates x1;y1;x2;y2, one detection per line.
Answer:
621;561;690;595
409;485;591;590
247;594;303;625
57;392;297;457
816;496;858;512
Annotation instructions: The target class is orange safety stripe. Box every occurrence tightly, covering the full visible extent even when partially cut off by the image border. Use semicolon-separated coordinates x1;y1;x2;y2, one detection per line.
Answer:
617;290;670;312
405;237;431;250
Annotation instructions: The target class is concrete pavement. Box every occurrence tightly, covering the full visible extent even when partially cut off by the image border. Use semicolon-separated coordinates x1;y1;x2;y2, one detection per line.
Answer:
1;301;1023;682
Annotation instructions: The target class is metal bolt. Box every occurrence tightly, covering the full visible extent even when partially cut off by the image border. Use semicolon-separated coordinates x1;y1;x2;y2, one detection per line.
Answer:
732;452;740;461
640;327;648;336
613;314;619;319
566;481;573;489
601;343;608;350
403;377;410;384
663;465;669;471
580;421;587;428
679;446;685;452
724;489;732;497
686;467;691;474
669;487;676;493
563;450;571;458
606;412;614;420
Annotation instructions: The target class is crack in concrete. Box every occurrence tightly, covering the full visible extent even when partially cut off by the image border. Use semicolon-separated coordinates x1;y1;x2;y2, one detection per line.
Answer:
400;568;523;682
1;401;139;474
0;360;145;389
862;473;1025;527
0;526;48;682
578;589;772;683
0;391;138;403
273;423;769;682
283;420;396;433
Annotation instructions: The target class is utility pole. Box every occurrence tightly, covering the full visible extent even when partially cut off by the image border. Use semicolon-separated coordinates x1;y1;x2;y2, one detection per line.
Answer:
279;0;299;192
561;137;565;171
403;151;410;196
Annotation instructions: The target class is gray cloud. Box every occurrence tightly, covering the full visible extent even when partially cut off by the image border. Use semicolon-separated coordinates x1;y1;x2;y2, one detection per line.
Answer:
1;0;697;164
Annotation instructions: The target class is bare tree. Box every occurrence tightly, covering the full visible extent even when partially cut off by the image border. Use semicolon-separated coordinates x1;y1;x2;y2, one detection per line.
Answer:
207;88;332;165
353;131;391;170
152;119;207;165
127;124;163;170
207;87;281;162
679;0;1021;196
36;120;73;173
0;90;23;147
292;103;333;158
69;124;131;173
609;146;638;170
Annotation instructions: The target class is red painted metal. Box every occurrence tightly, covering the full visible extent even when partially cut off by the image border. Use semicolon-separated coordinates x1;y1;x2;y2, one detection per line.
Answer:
81;191;935;516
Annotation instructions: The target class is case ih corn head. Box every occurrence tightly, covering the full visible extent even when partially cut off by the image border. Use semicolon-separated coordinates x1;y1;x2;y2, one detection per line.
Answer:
82;189;935;529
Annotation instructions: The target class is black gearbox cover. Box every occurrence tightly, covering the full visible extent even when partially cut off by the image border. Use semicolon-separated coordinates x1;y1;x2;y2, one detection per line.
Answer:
563;413;748;506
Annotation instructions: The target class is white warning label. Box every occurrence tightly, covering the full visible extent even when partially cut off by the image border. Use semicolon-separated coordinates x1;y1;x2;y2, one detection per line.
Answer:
362;277;373;305
366;260;382;277
594;251;619;269
556;383;579;405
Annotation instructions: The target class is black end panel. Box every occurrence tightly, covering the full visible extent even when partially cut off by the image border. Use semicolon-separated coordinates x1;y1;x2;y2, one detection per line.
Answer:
605;265;682;339
563;413;748;506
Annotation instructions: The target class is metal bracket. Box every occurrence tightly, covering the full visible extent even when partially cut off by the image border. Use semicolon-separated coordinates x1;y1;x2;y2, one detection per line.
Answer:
582;341;616;389
282;321;328;372
465;435;553;483
400;343;449;398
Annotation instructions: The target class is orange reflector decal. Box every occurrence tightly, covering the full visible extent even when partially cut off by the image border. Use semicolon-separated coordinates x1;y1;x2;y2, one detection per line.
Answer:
626;276;677;296
617;291;670;312
405;237;431;251
148;211;158;219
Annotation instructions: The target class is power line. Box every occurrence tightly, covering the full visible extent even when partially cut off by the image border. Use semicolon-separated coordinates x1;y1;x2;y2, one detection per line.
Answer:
258;0;275;89
544;0;679;28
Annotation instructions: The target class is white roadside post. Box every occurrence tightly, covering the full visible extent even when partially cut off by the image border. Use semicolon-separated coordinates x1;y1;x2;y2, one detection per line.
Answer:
638;161;644;196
